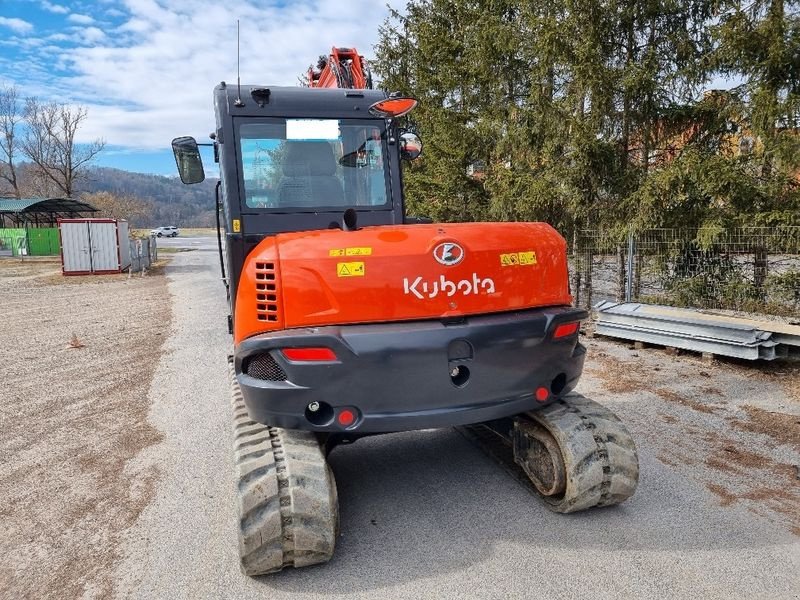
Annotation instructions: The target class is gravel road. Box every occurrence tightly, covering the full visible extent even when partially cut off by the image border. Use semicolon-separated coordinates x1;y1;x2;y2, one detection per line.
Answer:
109;248;800;600
0;260;170;599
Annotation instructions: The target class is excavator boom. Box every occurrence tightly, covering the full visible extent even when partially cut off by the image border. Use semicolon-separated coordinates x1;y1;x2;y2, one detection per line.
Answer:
308;47;373;89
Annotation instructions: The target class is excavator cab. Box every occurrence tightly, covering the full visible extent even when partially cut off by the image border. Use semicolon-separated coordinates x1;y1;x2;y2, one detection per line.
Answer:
171;86;424;320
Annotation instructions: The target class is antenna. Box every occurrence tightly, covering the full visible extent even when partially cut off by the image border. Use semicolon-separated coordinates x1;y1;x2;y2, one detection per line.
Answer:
235;19;244;107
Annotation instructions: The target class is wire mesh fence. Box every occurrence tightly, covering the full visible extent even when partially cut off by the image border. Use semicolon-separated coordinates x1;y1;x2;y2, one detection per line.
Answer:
568;226;800;318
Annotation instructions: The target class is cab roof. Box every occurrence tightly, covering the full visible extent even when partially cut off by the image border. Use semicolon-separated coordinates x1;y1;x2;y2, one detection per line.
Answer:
213;84;389;119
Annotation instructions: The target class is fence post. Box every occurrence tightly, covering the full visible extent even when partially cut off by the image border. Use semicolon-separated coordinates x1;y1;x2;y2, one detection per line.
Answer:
626;231;635;302
753;245;768;300
583;247;594;309
571;230;582;308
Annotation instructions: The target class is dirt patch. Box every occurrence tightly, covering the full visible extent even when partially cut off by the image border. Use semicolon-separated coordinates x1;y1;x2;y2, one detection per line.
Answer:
702;439;799;533
586;348;721;413
731;405;800;449
585;335;800;536
654;388;718;414
0;260;171;599
706;483;738;506
0;257;61;279
658;412;678;424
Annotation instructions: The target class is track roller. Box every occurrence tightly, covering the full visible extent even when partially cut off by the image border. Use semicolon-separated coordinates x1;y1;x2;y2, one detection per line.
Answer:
229;360;339;576
461;393;639;513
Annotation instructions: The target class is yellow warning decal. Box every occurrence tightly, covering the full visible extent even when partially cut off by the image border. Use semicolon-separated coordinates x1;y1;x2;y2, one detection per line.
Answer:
232;219;241;233
500;253;520;266
337;261;365;277
330;247;372;257
501;251;537;266
345;247;372;256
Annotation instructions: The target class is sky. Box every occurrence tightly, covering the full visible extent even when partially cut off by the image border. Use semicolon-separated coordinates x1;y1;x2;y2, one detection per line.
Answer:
0;0;396;175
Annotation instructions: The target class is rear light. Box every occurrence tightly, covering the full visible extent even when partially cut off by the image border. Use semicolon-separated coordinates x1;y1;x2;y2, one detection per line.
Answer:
553;322;580;339
337;409;355;427
281;347;337;362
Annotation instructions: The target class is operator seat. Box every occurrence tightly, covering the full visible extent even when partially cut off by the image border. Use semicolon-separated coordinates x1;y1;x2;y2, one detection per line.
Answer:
277;141;345;207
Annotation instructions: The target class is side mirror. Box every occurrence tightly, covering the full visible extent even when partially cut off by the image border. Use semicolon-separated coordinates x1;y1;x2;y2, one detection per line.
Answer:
172;136;205;184
399;132;422;161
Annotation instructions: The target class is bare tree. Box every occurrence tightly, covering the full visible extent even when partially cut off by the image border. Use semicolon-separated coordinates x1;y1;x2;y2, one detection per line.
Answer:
0;85;22;198
81;191;154;226
21;98;105;197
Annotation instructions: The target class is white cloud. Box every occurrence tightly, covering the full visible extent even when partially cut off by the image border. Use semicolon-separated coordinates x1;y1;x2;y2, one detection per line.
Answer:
79;27;107;43
68;14;96;25
41;1;70;14
6;0;393;152
0;17;34;34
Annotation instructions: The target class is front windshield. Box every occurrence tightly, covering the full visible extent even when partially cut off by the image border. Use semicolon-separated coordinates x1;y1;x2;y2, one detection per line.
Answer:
239;119;389;210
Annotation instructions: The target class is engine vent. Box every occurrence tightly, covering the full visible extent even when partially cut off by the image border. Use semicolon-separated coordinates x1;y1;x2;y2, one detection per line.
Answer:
245;353;287;381
254;261;279;323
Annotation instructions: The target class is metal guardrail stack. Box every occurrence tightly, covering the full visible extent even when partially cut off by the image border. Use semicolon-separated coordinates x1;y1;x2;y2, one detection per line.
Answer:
594;301;800;361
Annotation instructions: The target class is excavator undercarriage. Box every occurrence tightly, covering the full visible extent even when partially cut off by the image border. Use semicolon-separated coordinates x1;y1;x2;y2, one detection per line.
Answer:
229;359;638;576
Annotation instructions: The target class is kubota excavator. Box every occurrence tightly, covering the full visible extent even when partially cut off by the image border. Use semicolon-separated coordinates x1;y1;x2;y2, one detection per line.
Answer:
171;46;639;576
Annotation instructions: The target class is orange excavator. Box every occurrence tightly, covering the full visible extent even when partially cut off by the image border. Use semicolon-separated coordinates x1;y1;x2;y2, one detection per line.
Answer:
171;45;639;577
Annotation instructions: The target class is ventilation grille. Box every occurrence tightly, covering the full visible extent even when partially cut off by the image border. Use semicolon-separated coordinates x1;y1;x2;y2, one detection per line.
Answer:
245;353;287;381
254;261;279;323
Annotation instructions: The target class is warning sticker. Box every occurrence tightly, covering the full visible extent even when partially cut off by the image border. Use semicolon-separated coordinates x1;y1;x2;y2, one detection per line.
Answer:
232;219;241;233
345;247;372;256
330;247;372;257
337;261;365;277
500;253;520;266
500;251;537;266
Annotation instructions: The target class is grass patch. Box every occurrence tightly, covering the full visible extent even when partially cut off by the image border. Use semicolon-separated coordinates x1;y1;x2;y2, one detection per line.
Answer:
157;247;196;254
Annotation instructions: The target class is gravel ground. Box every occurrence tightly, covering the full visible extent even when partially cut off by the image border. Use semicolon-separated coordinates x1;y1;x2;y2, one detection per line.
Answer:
0;259;171;599
3;250;798;599
114;249;799;600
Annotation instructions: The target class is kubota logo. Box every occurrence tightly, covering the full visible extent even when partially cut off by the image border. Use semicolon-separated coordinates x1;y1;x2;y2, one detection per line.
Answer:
433;242;464;266
403;273;496;299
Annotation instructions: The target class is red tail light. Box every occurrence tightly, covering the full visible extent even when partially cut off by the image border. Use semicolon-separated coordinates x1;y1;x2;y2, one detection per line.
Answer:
282;347;337;362
553;322;580;339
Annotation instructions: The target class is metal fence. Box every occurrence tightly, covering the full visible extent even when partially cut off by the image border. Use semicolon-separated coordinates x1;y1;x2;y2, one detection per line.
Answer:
569;226;800;317
129;235;158;273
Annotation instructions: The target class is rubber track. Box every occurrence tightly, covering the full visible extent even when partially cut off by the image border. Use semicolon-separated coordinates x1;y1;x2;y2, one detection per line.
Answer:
459;393;638;514
229;360;338;576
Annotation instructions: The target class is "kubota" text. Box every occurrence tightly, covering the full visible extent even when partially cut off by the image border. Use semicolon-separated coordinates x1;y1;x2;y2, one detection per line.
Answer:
403;273;496;299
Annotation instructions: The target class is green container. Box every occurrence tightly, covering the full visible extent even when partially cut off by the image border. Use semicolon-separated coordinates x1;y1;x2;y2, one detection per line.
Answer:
26;228;60;256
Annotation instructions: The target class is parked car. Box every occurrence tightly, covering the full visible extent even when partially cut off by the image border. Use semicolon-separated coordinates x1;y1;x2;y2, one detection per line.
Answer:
151;226;179;238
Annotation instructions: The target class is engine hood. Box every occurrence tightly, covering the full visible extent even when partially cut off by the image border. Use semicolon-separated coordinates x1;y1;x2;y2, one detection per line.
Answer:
235;222;572;342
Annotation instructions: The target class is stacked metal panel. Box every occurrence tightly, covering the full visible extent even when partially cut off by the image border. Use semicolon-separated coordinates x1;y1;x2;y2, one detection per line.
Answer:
594;301;800;361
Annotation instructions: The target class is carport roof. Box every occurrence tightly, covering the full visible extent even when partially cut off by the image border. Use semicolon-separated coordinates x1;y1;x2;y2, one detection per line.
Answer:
0;197;98;226
0;197;98;216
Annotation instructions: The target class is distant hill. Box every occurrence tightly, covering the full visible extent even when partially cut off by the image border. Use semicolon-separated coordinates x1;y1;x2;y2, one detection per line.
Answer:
81;167;220;227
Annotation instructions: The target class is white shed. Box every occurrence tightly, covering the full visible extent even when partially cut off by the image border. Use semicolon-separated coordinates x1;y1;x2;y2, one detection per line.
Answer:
58;218;131;275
